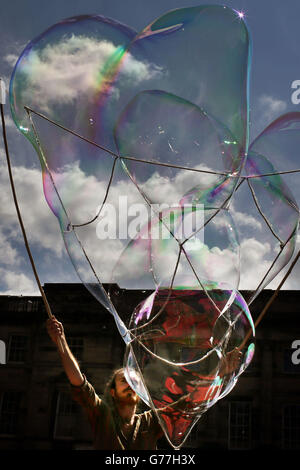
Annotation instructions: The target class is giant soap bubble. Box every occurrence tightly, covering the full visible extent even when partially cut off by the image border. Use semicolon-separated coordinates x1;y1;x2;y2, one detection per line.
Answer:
9;5;299;448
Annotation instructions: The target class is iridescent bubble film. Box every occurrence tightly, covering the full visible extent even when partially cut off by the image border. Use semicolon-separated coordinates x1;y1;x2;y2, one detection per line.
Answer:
9;4;300;448
124;287;254;448
236;112;300;302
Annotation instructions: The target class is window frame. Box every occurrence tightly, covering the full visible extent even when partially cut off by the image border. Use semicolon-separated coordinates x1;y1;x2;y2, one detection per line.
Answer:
282;403;300;450
7;334;29;363
0;390;22;436
53;391;79;440
228;400;252;450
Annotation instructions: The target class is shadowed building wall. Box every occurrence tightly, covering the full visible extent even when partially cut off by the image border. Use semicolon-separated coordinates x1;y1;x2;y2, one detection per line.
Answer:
0;284;299;450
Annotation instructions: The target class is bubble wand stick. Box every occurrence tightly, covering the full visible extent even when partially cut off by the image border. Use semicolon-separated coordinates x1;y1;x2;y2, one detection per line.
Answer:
0;78;64;354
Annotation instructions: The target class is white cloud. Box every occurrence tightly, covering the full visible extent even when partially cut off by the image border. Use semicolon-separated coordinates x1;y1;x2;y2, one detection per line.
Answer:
0;157;80;294
49;162;257;289
0;133;296;297
2;167;63;253
3;115;16;129
239;237;273;290
0;268;38;295
56;162;201;286
0;161;65;258
3;53;19;67
230;204;263;231
19;35;163;113
0;229;20;266
257;94;287;126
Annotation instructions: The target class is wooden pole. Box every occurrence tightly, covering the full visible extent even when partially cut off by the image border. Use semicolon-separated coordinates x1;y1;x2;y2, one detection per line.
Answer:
0;84;64;353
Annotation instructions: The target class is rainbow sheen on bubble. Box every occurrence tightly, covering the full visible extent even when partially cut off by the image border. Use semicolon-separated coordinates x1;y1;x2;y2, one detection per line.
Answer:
115;90;243;209
111;205;240;295
124;287;254;448
236;112;300;302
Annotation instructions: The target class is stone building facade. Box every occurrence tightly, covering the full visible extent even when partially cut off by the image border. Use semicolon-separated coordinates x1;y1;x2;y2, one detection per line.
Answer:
0;284;300;450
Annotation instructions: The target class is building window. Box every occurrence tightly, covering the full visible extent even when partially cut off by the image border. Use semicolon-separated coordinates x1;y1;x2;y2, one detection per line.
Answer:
68;337;84;362
0;391;22;435
9;299;39;312
282;404;300;449
228;401;252;449
27;300;40;312
8;335;28;363
54;392;78;439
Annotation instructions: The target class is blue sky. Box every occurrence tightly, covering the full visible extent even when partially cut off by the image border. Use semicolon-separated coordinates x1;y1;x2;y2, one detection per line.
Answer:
1;0;300;297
